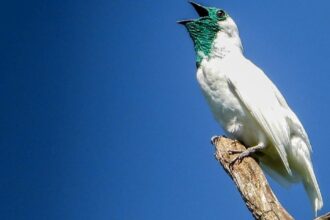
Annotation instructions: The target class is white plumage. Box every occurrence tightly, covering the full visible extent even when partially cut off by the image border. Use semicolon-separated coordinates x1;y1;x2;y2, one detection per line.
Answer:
196;16;323;214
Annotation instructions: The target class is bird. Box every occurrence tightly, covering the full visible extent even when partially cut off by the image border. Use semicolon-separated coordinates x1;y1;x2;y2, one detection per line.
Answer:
178;1;323;215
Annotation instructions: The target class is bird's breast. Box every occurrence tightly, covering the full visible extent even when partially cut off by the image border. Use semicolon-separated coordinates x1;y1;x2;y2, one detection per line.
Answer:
197;63;242;132
196;59;261;145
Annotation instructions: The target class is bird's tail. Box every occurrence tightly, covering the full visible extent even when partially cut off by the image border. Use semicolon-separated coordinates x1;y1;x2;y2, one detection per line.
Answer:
302;155;323;216
288;136;323;216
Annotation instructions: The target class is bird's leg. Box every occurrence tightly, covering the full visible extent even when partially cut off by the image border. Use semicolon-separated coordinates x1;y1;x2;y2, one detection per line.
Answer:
229;143;265;166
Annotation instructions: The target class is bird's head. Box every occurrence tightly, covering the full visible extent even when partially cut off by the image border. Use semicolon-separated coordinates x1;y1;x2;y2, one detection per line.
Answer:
178;2;241;66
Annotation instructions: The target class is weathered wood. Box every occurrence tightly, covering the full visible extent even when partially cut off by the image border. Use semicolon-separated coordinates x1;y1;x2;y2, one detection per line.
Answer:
315;212;330;220
212;136;293;220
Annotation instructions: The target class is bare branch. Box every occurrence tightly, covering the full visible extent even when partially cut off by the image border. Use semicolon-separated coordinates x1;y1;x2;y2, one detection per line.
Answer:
212;136;293;220
315;212;330;220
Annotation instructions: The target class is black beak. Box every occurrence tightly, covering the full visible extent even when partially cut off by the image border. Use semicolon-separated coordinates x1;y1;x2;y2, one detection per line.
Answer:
177;1;209;25
177;19;192;25
189;1;209;17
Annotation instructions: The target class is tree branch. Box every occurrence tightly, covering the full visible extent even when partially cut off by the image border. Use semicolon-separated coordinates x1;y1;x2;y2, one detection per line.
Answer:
315;212;330;220
212;136;293;220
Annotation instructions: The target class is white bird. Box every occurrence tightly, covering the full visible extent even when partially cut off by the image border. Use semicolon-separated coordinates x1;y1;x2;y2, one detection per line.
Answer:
179;2;323;214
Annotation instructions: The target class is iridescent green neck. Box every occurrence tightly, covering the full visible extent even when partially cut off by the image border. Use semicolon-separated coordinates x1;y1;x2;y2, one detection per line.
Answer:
186;18;220;67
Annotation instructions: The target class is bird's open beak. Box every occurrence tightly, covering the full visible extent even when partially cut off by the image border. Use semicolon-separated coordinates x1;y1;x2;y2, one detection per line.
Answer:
177;1;209;25
189;1;208;17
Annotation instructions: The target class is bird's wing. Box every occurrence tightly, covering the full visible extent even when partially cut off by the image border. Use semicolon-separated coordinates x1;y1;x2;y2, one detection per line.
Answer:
272;85;312;152
226;60;292;175
286;110;312;151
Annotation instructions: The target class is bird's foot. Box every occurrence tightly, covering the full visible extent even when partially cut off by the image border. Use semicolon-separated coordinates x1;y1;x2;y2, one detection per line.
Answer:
229;150;252;167
229;143;265;167
227;149;243;155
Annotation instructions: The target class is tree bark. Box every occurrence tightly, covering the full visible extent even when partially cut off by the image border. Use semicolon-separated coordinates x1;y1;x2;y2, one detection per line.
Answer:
315;213;330;220
212;136;293;220
212;136;330;220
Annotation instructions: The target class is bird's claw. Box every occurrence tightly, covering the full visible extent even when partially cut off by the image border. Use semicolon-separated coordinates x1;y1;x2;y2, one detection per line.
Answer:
228;150;250;168
227;149;243;155
229;155;243;167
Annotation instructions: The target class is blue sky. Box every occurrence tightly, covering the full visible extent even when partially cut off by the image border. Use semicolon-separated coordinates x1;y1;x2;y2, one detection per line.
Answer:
1;0;330;219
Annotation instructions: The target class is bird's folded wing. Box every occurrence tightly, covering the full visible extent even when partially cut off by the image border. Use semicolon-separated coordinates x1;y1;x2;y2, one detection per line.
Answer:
272;86;312;152
226;73;292;175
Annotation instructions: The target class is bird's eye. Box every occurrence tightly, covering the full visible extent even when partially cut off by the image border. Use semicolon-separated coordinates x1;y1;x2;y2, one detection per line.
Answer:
217;10;225;18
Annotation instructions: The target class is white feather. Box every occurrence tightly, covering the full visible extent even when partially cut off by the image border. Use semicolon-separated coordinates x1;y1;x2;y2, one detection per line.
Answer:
196;16;323;214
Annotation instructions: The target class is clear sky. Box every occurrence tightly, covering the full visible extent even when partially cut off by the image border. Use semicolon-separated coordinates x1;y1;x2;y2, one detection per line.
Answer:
1;0;330;219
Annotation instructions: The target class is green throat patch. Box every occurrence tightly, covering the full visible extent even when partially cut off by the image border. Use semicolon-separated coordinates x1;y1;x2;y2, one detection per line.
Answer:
186;19;220;66
184;7;227;66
